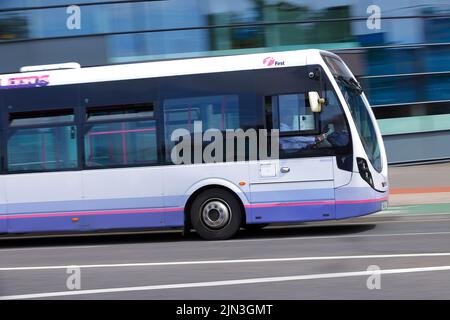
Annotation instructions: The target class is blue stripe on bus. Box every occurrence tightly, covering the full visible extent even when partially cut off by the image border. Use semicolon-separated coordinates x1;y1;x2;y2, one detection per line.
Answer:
0;199;385;233
6;210;185;234
0;187;387;233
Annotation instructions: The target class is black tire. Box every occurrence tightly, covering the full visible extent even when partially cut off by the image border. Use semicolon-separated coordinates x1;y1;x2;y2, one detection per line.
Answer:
243;223;268;231
190;188;243;240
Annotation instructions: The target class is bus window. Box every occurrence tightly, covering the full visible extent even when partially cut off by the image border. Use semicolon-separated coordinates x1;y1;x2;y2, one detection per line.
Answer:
265;89;351;157
277;94;318;133
319;89;351;150
84;104;157;167
7;110;78;172
163;94;240;161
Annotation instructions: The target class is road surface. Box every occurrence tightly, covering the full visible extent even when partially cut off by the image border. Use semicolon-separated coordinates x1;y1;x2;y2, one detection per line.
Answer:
1;213;450;299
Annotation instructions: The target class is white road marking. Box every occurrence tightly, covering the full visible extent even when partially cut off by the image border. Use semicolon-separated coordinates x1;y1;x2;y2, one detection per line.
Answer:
224;231;450;244
2;252;450;271
2;265;450;300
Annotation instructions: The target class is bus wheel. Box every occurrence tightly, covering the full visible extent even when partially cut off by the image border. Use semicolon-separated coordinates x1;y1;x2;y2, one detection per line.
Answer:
190;188;242;240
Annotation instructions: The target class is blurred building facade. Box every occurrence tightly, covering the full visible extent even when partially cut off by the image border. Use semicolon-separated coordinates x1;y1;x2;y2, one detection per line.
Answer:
1;0;450;164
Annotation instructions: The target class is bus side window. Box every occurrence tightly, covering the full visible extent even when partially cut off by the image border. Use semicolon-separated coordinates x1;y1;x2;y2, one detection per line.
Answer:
264;91;351;157
265;94;319;134
319;90;351;149
7;110;78;172
162;94;240;163
84;103;158;168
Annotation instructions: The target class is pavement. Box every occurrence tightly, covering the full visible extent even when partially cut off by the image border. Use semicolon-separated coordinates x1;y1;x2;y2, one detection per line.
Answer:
388;162;450;206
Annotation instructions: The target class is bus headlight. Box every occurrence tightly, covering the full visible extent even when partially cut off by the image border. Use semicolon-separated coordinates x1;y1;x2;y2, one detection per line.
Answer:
357;157;374;188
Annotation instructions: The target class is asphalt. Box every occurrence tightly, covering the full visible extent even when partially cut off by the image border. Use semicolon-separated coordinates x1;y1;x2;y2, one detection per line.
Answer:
1;213;450;299
0;162;449;300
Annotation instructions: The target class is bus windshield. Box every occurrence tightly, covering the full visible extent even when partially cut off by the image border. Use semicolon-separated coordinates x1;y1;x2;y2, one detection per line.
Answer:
322;54;382;172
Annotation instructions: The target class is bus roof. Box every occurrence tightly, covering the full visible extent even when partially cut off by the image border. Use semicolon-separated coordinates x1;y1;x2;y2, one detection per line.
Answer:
0;49;330;89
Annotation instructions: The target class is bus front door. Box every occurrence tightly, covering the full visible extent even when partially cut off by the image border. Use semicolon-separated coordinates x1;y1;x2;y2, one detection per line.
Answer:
248;156;335;223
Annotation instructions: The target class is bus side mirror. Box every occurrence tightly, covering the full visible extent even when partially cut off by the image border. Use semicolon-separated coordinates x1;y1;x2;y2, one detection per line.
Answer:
308;91;324;113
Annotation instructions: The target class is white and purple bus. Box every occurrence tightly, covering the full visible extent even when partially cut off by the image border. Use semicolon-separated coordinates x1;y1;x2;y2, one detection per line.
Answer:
0;49;388;240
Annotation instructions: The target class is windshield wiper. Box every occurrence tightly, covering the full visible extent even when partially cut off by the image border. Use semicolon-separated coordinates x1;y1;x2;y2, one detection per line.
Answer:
335;75;362;93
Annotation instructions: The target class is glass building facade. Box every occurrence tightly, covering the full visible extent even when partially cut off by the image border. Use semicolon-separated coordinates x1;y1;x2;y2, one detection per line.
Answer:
1;0;450;163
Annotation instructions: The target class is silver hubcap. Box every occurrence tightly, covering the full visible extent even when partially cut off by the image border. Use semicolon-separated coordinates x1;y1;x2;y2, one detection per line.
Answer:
201;199;231;229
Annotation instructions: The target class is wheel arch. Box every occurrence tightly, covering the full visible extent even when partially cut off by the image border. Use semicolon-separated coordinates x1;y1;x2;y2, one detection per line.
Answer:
183;182;249;230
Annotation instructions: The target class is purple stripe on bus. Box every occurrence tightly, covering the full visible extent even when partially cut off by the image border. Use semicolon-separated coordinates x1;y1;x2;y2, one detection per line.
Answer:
0;207;183;220
2;197;386;233
1;195;387;220
246;196;387;208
